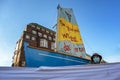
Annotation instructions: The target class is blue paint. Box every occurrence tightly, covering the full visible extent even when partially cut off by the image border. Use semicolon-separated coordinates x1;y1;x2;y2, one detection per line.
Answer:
24;42;90;67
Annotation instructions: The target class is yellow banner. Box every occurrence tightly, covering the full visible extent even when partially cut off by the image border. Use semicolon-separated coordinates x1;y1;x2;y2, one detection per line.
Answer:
57;18;83;44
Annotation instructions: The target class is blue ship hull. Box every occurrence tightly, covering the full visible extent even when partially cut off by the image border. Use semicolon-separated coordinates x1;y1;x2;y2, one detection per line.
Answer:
24;42;90;67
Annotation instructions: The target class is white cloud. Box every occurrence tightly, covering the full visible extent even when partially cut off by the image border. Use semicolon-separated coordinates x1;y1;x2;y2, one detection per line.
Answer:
0;53;12;66
0;40;14;66
104;54;120;63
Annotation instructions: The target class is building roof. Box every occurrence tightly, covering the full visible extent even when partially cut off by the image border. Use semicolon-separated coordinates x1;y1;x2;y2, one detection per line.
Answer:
28;23;56;33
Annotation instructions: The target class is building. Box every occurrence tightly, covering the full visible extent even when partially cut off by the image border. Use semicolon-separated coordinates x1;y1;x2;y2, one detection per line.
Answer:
12;23;92;67
12;23;56;67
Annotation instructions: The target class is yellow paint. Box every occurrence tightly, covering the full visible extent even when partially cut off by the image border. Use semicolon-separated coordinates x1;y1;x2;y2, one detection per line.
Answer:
57;18;83;44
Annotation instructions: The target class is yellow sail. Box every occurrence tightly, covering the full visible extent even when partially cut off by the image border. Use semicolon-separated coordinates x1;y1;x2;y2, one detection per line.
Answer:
56;5;86;58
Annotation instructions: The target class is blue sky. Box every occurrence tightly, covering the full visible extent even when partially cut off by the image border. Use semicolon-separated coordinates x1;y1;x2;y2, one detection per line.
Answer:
0;0;120;66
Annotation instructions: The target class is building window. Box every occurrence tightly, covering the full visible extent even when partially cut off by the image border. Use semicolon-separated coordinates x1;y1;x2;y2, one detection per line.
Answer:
21;61;25;66
15;42;19;50
48;36;52;40
51;42;55;50
31;24;35;28
40;39;48;48
40;39;44;47
51;32;53;35
32;30;37;35
37;27;40;30
25;35;30;39
43;34;47;38
42;28;45;31
24;27;27;31
38;32;42;37
31;37;36;41
53;38;55;41
13;54;17;63
46;30;49;33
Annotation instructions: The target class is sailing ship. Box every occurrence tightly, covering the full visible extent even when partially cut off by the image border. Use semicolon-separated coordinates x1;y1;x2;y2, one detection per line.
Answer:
12;5;90;67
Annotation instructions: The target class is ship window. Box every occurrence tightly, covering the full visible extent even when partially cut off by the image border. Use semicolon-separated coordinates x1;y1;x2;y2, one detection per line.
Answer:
43;34;47;38
40;39;48;48
31;37;36;41
38;32;42;37
51;42;55;50
49;36;52;40
32;30;37;34
25;35;30;39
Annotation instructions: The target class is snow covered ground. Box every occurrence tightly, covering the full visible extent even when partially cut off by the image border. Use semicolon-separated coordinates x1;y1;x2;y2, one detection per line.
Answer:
0;62;120;80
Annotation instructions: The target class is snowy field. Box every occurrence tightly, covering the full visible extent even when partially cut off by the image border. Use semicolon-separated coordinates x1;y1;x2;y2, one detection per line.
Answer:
0;62;120;80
